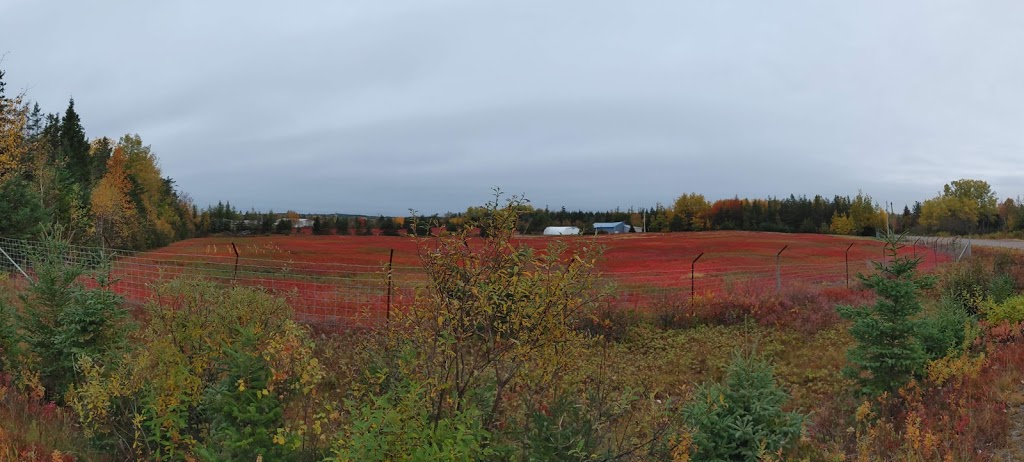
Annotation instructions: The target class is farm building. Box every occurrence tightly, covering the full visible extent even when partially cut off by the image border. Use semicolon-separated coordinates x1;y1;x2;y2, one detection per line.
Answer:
593;222;630;234
273;218;314;229
543;226;581;236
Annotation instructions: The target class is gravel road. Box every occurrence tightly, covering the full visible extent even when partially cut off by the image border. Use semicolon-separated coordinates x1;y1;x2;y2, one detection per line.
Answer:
904;236;1024;252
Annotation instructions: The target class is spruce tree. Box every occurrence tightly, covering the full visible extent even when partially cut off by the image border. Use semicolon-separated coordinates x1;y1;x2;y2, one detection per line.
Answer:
59;98;92;191
379;215;399;236
89;137;113;185
312;216;323;235
260;211;274;234
335;217;349;235
837;231;935;396
25;102;43;139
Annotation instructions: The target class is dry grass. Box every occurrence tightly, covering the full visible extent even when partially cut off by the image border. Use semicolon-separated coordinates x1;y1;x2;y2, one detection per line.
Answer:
0;374;108;462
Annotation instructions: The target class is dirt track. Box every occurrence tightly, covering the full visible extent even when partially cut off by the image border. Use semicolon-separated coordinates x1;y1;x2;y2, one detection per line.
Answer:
905;236;1024;252
965;238;1024;251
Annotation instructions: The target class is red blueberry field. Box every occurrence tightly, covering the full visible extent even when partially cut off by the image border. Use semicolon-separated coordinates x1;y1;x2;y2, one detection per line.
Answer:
107;231;950;325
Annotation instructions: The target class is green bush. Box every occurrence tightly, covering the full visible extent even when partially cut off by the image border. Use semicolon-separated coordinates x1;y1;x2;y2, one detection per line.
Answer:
919;297;976;359
939;259;991;314
66;280;326;460
518;394;600;462
988;273;1016;304
982;294;1024;325
0;298;20;372
681;351;804;461
330;380;493;462
395;192;602;434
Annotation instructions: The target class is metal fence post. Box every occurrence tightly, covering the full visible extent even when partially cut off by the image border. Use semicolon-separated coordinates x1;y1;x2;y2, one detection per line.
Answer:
845;243;854;288
691;252;703;302
231;242;240;280
387;249;394;326
0;244;30;281
775;245;788;293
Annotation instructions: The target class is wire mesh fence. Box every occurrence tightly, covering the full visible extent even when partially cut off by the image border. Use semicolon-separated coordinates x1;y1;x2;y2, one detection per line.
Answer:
0;235;962;327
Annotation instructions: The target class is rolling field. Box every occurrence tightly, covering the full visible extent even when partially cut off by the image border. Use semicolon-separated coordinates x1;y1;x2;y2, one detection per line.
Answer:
2;231;956;325
155;230;931;272
86;231;952;325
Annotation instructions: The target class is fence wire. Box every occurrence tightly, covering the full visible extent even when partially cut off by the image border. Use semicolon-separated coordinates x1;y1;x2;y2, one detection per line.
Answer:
0;236;961;327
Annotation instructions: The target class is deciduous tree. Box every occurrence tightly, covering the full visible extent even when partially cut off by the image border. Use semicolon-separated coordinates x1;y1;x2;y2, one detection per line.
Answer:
90;147;138;248
0;68;28;182
673;193;710;230
920;179;998;234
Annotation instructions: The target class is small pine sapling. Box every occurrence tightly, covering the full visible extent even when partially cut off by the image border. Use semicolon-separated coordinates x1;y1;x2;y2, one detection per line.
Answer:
837;230;936;396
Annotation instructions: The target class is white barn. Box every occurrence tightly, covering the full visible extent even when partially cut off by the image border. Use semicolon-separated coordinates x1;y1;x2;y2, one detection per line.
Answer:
542;226;582;236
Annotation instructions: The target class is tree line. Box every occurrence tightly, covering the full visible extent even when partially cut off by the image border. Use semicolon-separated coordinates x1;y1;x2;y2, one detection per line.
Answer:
193;180;1018;240
0;68;196;250
3;62;1017;247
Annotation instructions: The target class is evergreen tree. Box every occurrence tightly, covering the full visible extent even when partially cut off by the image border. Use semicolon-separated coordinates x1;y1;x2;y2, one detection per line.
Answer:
40;113;61;162
0;177;49;239
668;214;686;232
25;102;43;139
261;211;274;234
335;217;349;235
837;231;935;396
275;218;292;235
379;215;398;236
683;351;804;461
89;137;113;185
312;216;324;235
59;99;92;191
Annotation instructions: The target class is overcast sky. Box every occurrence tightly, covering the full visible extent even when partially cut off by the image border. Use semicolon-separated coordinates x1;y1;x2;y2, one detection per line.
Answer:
3;1;1024;215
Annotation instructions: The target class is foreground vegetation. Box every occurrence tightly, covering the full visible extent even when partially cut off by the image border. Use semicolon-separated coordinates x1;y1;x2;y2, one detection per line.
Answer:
1;196;1024;461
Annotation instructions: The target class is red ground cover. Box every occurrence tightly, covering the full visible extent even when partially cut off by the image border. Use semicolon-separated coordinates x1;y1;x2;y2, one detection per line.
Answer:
108;232;950;325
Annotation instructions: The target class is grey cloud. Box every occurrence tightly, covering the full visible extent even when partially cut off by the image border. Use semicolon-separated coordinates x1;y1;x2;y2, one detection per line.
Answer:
4;0;1024;215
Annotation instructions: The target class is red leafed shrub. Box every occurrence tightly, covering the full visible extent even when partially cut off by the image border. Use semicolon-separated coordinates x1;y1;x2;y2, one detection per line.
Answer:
658;283;874;333
841;323;1024;461
0;374;97;461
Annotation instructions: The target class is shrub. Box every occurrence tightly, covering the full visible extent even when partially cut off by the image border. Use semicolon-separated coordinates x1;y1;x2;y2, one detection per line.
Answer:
918;297;976;359
66;280;325;460
578;305;645;342
938;259;991;314
681;351;804;461
0;299;20;372
15;227;133;399
395;192;603;433
988;273;1016;304
838;231;935;396
982;294;1024;325
196;327;291;462
516;393;602;462
329;379;493;462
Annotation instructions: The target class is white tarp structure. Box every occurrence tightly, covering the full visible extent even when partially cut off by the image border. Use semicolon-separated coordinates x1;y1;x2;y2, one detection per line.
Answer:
542;226;581;236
